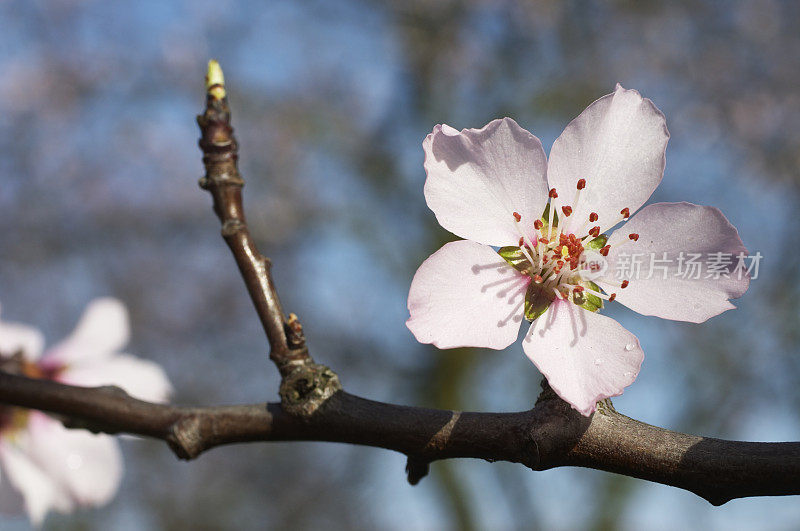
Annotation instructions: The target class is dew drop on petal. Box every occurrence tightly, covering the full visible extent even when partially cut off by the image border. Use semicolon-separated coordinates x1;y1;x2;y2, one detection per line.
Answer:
624;343;636;351
67;453;83;470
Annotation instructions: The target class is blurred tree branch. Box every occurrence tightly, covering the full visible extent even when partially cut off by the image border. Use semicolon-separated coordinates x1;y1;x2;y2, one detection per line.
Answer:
1;60;799;508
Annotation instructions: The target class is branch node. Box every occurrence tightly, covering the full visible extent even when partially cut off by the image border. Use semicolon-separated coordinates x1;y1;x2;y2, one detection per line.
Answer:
221;219;245;237
285;313;306;349
166;416;205;460
405;457;430;485
279;363;342;418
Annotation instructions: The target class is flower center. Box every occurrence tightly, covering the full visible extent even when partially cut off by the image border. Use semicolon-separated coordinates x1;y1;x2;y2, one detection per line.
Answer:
504;178;637;318
0;351;61;437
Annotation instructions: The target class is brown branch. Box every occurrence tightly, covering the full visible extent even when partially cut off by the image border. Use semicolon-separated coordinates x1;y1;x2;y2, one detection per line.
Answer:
1;371;798;506
197;60;308;376
1;60;798;510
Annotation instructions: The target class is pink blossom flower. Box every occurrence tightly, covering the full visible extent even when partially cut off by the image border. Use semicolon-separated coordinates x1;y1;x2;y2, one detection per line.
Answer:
406;84;749;416
0;298;172;525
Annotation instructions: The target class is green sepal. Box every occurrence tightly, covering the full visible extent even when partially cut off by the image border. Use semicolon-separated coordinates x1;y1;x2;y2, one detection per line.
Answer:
573;281;603;312
524;283;552;321
541;203;559;227
586;234;608;250
498;246;532;274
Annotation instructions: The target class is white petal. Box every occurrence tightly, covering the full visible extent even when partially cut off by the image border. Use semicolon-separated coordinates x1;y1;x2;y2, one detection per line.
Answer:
522;300;644;416
547;84;669;234
407;240;530;349
0;322;45;362
597;202;750;323
25;413;122;508
0;437;72;526
43;298;130;366
59;354;173;403
423;118;550;246
0;458;26;518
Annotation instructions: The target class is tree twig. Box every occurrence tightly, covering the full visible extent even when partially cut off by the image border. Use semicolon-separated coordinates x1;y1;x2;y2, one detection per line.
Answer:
197;60;309;376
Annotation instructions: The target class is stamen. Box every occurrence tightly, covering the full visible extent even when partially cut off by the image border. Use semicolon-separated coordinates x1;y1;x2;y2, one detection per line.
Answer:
561;206;573;217
599;245;611;256
534;219;543;230
533;274;543;283
620;207;630;219
513;211;521;222
629;233;639;241
609;293;616;301
577;179;586;190
621;280;629;289
549;188;558;199
588;226;600;238
589;212;598;222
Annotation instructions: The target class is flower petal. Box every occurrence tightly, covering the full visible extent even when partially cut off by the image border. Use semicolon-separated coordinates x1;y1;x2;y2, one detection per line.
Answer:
43;298;130;366
522;299;644;416
24;413;122;508
0;320;44;362
597;202;750;323
547;84;669;234
0;437;72;526
423;118;549;246
59;354;173;403
407;240;530;349
0;463;26;518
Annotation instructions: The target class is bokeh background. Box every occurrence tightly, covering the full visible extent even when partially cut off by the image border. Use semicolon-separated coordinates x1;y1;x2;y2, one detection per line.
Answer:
1;0;799;529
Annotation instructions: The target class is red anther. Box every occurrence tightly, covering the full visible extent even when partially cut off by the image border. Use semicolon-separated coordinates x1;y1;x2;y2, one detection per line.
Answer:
621;280;629;289
589;226;600;237
549;188;558;198
620;207;630;219
533;219;543;230
589;212;599;222
573;285;584;292
599;245;611;256
539;237;549;245
519;237;525;247
629;233;639;241
561;206;573;217
533;274;543;283
513;211;521;222
609;293;617;302
577;178;586;190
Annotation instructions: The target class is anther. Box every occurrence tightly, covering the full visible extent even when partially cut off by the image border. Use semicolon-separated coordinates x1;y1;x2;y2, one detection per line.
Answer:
573;285;584;292
589;226;600;238
621;280;629;289
513;211;521;222
519;237;525;247
620;207;630;219
589;212;599;222
561;206;572;217
533;274;543;283
576;179;586;190
629;233;639;241
609;293;617;301
534;219;543;230
549;188;558;198
599;245;611;256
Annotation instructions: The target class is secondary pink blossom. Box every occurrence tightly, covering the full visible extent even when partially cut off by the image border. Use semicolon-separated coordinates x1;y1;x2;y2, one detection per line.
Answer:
0;298;172;525
407;84;749;416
